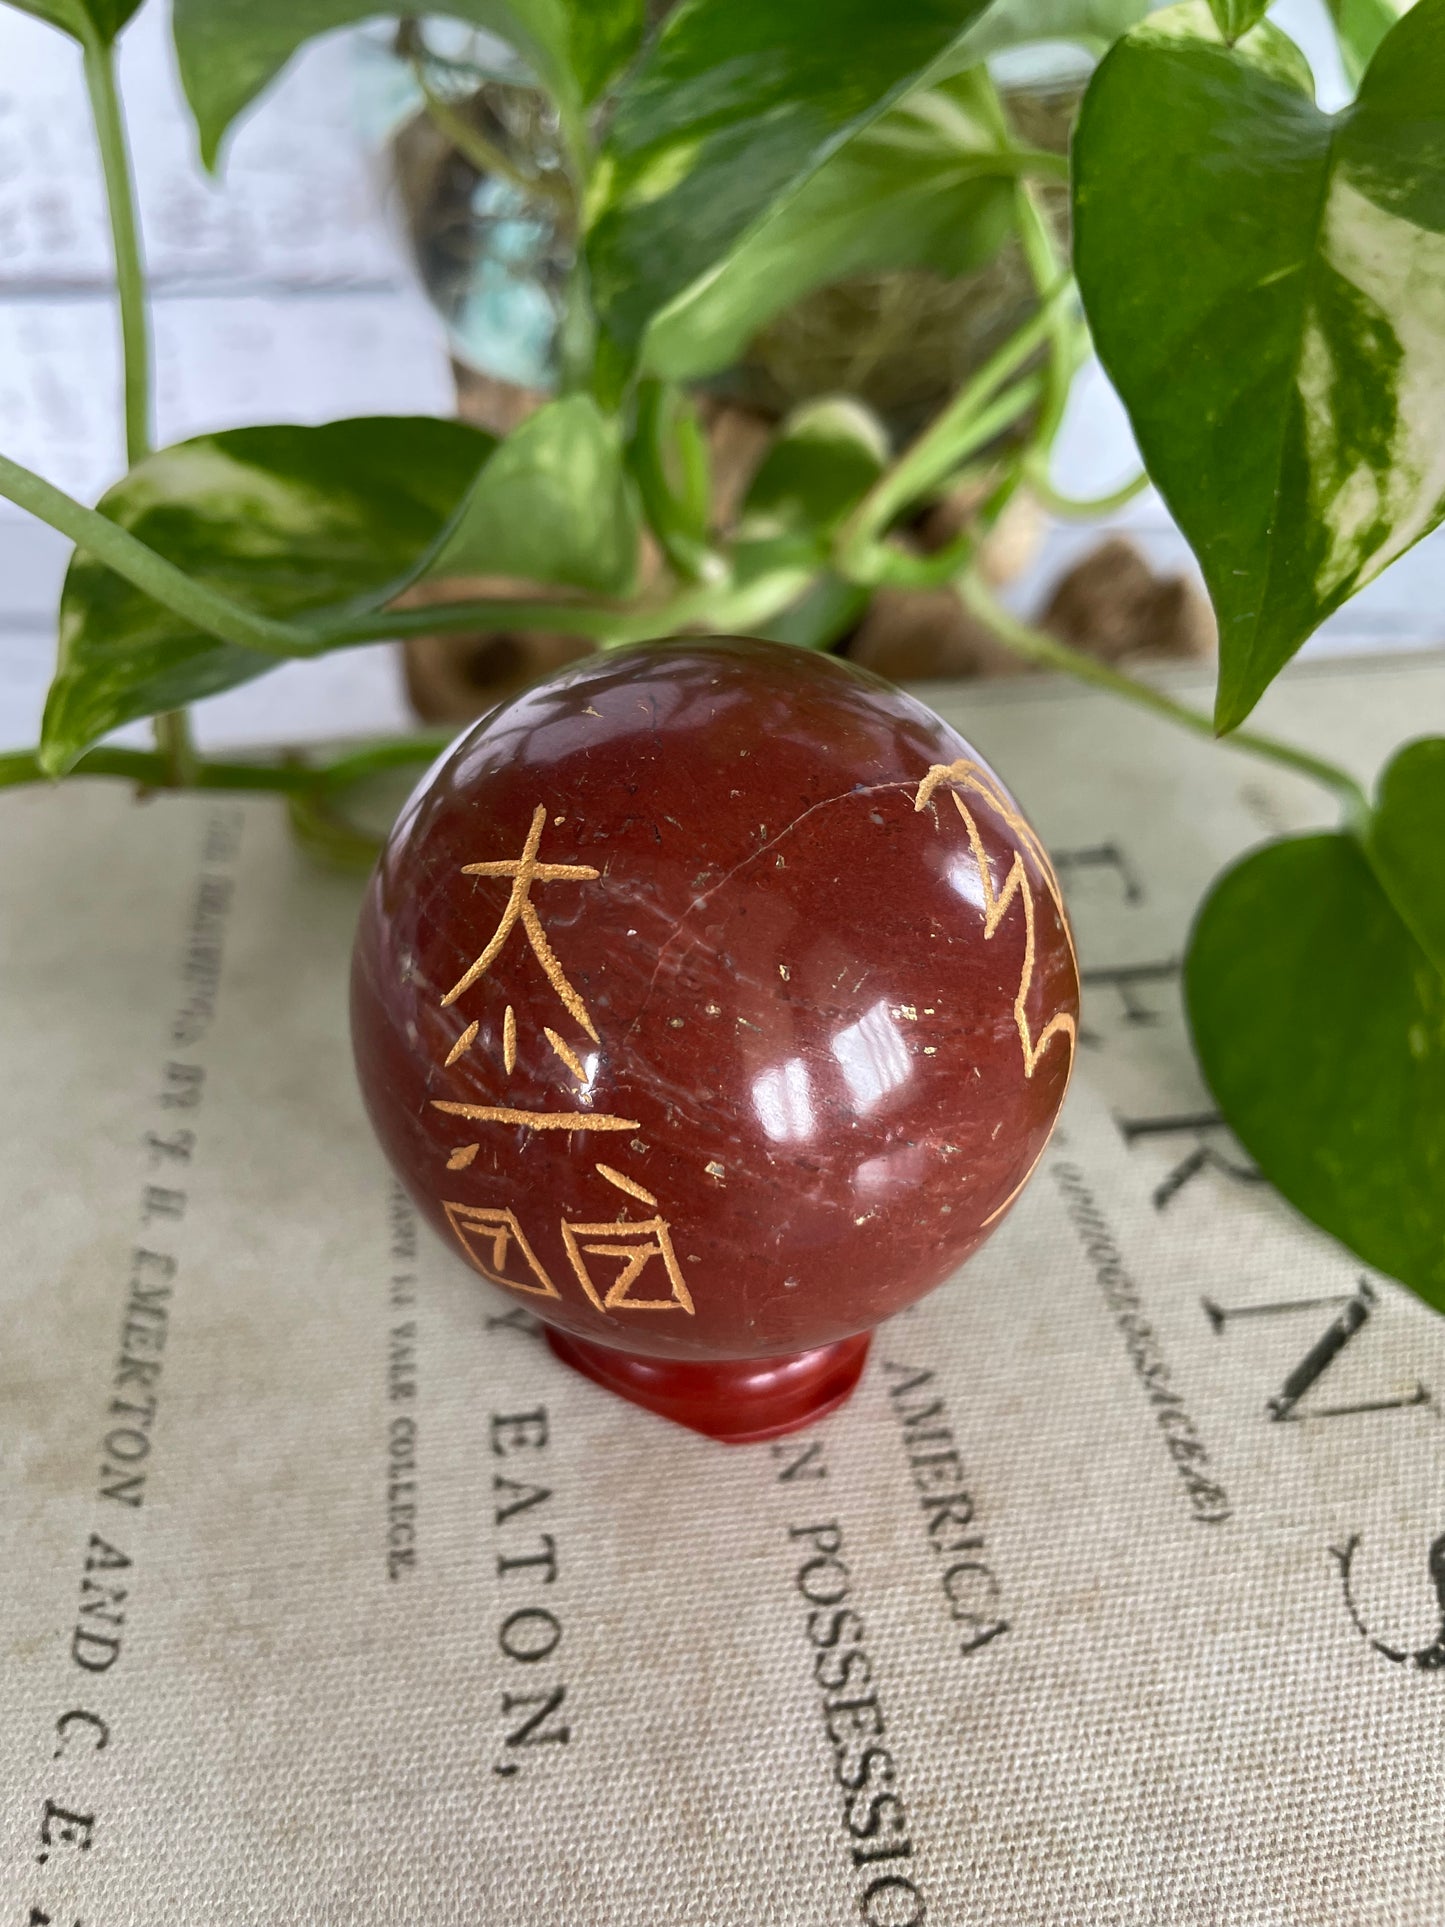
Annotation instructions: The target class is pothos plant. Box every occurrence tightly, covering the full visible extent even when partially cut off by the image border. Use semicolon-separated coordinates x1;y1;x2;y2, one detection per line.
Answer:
2;0;1443;1304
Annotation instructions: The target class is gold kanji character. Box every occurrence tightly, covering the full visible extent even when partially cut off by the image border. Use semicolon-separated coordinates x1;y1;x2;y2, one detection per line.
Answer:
561;1216;695;1315
913;759;1077;1080
441;804;600;1040
444;1202;560;1299
432;803;642;1138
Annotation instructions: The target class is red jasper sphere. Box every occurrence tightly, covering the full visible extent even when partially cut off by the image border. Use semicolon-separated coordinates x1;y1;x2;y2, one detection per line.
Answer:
351;637;1078;1431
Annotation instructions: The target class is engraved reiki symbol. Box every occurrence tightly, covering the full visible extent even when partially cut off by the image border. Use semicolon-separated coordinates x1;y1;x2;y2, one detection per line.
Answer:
914;760;1078;1081
443;1202;560;1299
562;1217;696;1314
442;803;599;1039
431;803;640;1144
442;1161;696;1316
431;812;700;1314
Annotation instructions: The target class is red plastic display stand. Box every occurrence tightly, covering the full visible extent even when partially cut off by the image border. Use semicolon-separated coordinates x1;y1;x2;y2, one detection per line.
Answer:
544;1328;872;1443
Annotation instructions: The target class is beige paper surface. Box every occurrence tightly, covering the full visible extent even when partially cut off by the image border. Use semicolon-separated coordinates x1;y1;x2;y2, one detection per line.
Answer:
3;651;1444;1927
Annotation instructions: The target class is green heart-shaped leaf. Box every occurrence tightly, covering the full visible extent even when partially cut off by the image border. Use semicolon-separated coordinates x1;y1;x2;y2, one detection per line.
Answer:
43;416;493;773
1074;0;1445;731
642;72;1017;385
755;572;871;652
1187;831;1445;1302
1368;736;1445;977
741;399;889;536
1326;0;1404;87
419;394;639;595
585;0;1000;378
13;0;143;44
172;0;643;167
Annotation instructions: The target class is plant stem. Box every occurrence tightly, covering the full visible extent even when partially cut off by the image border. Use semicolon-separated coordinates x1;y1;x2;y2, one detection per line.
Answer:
859;373;1040;585
0;734;454;796
286;787;388;870
1027;465;1151;519
312;594;659;647
1003;147;1071;183
875;523;983;590
154;708;199;785
958;574;1371;828
1013;183;1080;453
835;376;1041;587
667;555;817;638
2;745;169;789
629;380;720;583
839;287;1064;561
310;735;456;789
969;69;1083;460
323;553;820;648
82;26;206;783
82;31;150;468
0;450;309;655
557;256;598;394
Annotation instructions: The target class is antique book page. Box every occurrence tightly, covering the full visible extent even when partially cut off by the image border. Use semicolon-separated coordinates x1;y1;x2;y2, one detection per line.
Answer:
2;651;1442;1925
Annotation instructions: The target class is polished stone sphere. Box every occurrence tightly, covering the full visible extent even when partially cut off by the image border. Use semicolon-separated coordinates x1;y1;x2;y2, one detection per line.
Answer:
351;637;1078;1439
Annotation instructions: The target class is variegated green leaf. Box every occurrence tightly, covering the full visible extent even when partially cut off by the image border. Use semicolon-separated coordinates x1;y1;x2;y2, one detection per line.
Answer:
172;0;644;167
585;0;1001;379
1074;0;1445;731
419;394;639;594
642;72;1018;385
42;417;492;773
